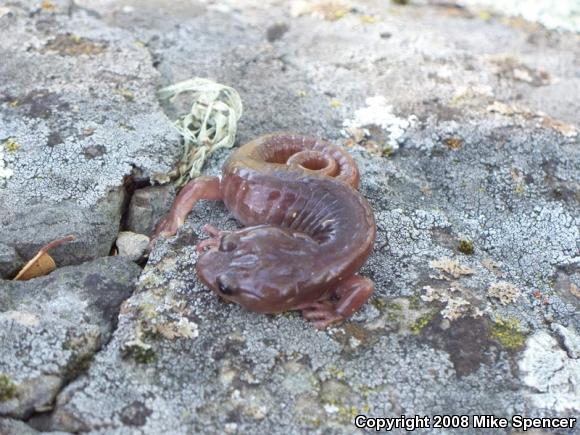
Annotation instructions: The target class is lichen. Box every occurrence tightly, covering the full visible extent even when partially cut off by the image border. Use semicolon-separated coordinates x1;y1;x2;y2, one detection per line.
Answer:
488;282;521;305
457;239;474;255
422;286;483;321
0;374;17;402
410;311;436;335
490;317;526;349
429;258;474;279
3;138;21;152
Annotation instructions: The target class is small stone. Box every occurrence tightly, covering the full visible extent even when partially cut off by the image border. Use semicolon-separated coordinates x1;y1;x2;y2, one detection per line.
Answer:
116;231;150;262
126;186;176;235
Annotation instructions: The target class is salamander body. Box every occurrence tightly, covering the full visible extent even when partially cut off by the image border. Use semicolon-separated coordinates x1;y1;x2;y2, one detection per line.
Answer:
152;133;376;328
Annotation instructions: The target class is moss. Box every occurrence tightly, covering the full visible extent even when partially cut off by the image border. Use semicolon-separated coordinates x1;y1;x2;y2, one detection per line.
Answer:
118;88;135;102
386;305;403;322
329;99;342;109
0;374;16;402
360;15;379;24
338;405;359;423
64;352;94;380
43;34;108;56
327;366;345;380
371;298;387;311
121;340;156;364
382;145;394;157
3;138;21;152
458;239;474;255
490;317;526;349
408;294;422;310
410;311;436;335
356;384;374;400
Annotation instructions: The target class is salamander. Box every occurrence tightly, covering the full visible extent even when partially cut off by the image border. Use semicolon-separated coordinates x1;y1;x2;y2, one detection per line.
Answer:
151;133;376;329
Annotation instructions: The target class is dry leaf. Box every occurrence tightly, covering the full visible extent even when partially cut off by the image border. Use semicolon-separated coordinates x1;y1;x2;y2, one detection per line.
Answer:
14;235;75;281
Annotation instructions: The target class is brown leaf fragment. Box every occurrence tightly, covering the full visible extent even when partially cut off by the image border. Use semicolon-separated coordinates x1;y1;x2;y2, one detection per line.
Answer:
14;235;75;281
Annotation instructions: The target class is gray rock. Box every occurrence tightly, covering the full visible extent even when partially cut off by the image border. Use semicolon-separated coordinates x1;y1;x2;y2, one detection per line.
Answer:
2;0;580;433
0;243;22;279
125;185;176;235
0;256;141;419
116;231;150;261
0;0;179;267
0;188;124;268
0;417;69;435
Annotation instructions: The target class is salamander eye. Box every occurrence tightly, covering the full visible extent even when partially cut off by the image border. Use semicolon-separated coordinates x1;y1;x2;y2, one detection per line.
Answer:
216;275;236;295
219;234;240;252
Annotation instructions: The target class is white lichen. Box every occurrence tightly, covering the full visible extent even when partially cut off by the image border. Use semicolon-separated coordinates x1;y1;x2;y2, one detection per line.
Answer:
0;152;13;179
422;286;483;321
487;281;521;305
429;257;475;280
343;96;417;151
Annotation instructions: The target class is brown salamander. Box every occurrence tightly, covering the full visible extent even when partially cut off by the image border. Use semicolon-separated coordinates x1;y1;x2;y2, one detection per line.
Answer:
151;133;376;328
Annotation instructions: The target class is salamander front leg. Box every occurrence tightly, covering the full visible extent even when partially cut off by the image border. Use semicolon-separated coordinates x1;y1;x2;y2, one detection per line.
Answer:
300;275;374;329
148;176;222;250
195;224;231;253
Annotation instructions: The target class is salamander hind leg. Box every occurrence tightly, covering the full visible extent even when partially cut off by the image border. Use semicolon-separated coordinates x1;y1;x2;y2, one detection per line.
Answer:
301;275;374;329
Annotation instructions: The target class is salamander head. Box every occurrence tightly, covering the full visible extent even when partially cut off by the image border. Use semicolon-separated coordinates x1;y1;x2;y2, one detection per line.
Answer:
196;226;322;313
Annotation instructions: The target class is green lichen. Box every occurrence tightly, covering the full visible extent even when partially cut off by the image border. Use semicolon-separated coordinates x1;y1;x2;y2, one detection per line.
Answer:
3;138;21;152
458;239;474;255
410;311;436;335
0;374;17;402
490;317;526;349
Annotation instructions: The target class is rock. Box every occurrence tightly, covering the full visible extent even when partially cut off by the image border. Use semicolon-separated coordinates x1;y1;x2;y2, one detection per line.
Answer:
3;0;580;433
0;0;179;268
519;331;580;412
0;189;124;268
0;257;141;419
125;185;176;235
552;323;580;359
0;418;69;435
116;231;150;261
0;243;23;279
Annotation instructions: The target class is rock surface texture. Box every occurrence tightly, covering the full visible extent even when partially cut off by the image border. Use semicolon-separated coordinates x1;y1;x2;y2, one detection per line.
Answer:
0;0;578;434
